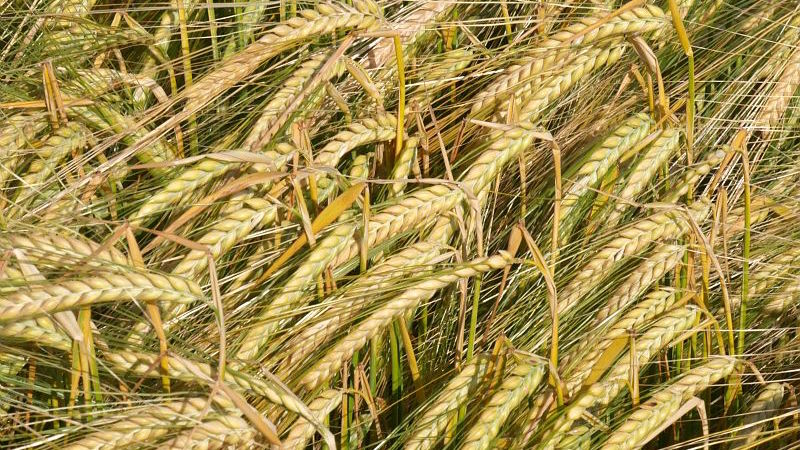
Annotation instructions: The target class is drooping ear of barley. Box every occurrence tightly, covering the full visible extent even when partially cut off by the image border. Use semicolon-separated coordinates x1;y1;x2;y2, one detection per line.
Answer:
536;307;700;450
0;320;72;352
460;362;546;450
235;222;357;361
300;253;513;390
662;148;727;203
333;184;464;268
154;414;254;450
604;128;681;226
390;136;420;196
472;5;665;116
314;112;397;200
280;242;444;370
599;357;738;450
0;319;72;351
756;45;800;135
12;122;93;208
563;288;679;393
0;269;202;322
415;49;474;93
130;147;291;226
764;277;800;316
560;113;654;240
61;397;230;450
404;355;491;450
0;115;48;188
349;152;372;180
730;382;784;449
594;243;685;323
516;44;626;123
283;389;341;450
172;198;277;281
756;16;800;80
105;350;333;441
458;44;628;204
730;247;800;311
182;1;381;115
0;232;128;267
73;104;177;175
243;52;345;152
558;200;710;314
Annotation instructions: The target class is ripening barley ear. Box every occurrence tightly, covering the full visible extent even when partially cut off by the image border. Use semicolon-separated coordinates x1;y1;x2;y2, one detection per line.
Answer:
599;357;738;450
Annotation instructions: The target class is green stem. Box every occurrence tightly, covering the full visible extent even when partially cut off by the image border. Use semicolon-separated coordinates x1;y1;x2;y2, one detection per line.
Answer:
389;324;401;423
206;0;220;61
370;336;378;395
739;150;751;356
467;276;482;362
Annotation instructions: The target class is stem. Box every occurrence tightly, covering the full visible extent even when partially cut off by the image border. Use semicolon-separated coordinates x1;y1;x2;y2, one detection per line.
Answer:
393;36;405;160
389;324;401;423
369;336;378;395
739;148;751;356
206;0;220;61
176;0;199;152
397;318;424;401
467;276;482;362
341;363;349;450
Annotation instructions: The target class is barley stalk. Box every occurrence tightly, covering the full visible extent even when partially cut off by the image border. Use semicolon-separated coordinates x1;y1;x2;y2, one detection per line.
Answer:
300;253;513;390
599;357;737;450
460;362;546;450
404;355;491;450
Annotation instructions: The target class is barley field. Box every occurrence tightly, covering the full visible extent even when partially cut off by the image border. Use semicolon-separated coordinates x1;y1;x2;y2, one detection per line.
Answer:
0;0;799;448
